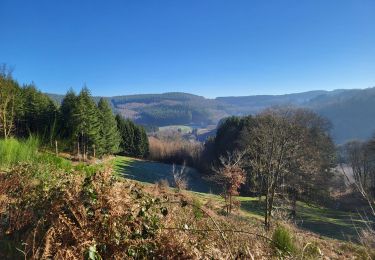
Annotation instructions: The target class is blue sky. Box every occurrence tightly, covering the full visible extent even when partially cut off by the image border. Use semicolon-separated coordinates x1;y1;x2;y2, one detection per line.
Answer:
1;0;374;98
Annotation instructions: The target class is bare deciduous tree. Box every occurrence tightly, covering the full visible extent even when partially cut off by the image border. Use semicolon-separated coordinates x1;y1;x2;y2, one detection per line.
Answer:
341;141;375;217
0;65;19;139
249;107;334;229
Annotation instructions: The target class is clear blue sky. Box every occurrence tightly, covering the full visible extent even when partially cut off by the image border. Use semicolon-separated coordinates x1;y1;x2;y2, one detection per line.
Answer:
1;0;374;98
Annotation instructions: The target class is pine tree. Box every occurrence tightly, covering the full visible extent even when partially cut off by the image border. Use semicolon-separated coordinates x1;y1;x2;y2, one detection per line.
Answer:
75;87;101;160
98;98;120;155
60;89;79;152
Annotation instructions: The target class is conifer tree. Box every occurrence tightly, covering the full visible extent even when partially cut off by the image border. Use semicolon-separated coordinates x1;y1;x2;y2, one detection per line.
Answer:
60;89;79;151
98;98;120;155
75;87;101;159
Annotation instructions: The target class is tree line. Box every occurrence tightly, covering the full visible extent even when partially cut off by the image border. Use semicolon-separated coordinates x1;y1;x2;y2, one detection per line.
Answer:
0;66;148;159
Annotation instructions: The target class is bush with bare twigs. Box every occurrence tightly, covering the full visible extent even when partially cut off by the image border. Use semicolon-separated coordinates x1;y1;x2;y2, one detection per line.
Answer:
172;163;188;191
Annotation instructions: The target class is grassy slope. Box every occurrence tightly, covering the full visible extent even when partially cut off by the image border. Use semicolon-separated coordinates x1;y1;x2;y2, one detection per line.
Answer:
114;156;372;242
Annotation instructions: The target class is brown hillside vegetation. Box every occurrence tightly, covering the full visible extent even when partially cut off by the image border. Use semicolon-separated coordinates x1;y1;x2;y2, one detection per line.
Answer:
0;162;374;259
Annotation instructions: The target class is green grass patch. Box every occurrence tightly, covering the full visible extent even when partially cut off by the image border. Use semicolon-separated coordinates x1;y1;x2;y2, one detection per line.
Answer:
0;136;75;172
272;225;297;255
0;137;39;169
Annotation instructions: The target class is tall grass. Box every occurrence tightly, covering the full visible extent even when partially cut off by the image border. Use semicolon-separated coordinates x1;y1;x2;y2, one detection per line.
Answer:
0;137;39;169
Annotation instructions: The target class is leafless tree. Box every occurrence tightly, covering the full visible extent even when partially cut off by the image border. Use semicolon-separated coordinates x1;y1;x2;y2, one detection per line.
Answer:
341;141;375;217
248;107;334;229
0;65;18;139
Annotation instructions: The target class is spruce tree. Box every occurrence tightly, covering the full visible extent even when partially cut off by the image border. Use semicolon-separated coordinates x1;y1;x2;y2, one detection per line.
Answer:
98;98;120;155
75;87;101;159
60;89;79;152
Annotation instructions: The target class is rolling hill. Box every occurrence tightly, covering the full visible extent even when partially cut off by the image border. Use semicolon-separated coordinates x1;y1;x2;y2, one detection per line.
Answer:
48;87;375;144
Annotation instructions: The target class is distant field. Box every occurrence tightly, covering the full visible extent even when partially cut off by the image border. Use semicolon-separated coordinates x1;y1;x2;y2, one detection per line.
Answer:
158;125;193;134
114;156;372;242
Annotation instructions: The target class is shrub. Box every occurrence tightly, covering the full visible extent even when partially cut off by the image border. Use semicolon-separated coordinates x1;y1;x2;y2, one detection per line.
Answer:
172;163;188;191
272;225;296;255
155;179;170;191
302;242;322;259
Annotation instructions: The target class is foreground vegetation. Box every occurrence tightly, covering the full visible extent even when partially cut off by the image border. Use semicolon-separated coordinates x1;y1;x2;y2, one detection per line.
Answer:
1;149;374;259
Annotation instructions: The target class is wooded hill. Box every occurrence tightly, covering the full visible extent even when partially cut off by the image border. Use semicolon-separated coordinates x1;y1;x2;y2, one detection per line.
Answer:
49;87;375;143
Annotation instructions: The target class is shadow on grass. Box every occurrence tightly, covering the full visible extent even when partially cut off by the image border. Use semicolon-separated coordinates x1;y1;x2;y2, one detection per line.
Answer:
114;157;219;193
239;198;372;242
296;203;374;242
239;199;265;217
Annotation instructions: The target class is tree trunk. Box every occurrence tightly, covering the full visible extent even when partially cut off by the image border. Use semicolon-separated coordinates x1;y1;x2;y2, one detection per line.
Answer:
77;141;81;161
229;194;232;214
55;140;58;156
264;192;270;230
290;189;297;217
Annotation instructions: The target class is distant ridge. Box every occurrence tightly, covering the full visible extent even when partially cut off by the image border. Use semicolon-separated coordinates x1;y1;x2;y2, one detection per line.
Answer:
47;87;375;144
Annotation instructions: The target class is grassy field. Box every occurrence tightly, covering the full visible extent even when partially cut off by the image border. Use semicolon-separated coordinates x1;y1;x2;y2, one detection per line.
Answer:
114;156;372;242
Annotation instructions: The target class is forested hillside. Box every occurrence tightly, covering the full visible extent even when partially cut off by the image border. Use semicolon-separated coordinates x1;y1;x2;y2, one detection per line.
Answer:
49;87;375;143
